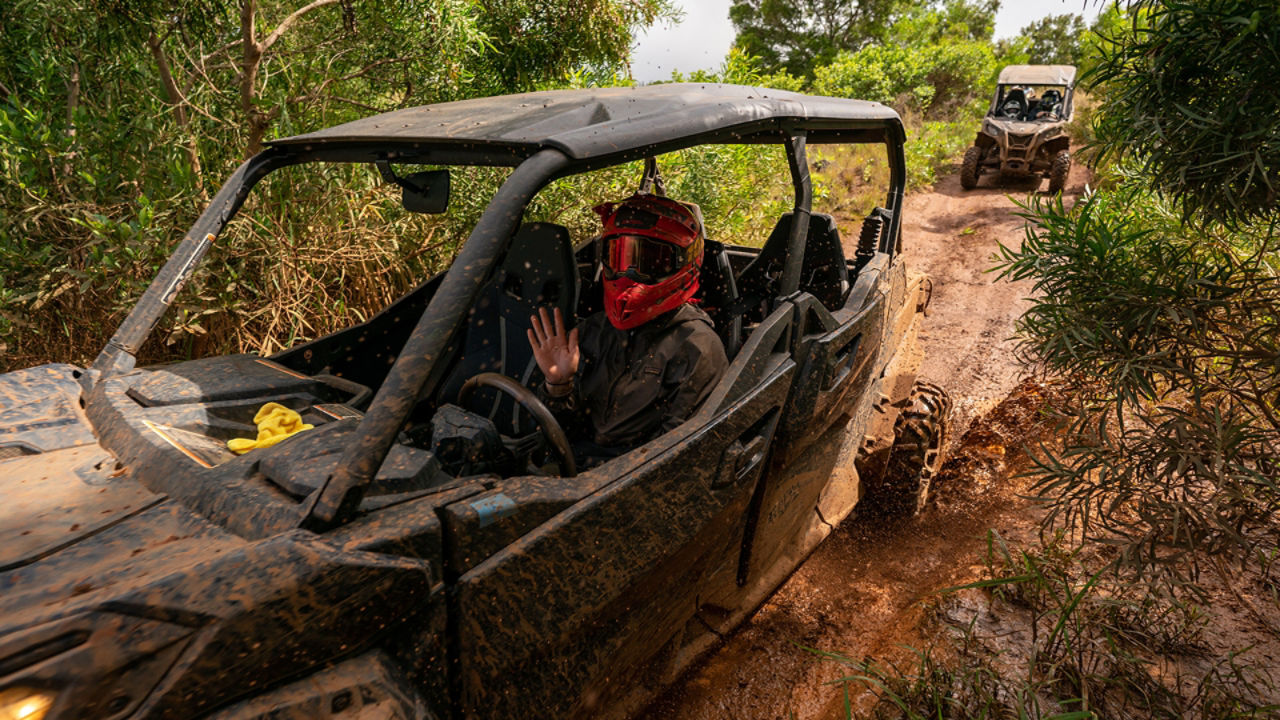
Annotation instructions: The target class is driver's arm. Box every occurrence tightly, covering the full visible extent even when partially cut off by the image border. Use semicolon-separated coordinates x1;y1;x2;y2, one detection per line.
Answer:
536;378;587;439
655;327;728;436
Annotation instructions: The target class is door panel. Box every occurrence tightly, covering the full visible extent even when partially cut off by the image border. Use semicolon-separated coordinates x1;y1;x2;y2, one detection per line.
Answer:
775;295;886;465
724;255;910;618
451;308;796;719
697;408;870;639
775;254;899;465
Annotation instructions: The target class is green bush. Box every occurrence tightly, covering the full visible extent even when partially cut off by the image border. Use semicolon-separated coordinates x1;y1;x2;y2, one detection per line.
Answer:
812;45;938;110
905;117;980;188
1088;0;1280;226
812;39;996;116
996;172;1280;585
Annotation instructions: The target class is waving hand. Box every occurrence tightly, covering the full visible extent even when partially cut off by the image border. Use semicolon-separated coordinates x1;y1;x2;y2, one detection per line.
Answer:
528;307;579;388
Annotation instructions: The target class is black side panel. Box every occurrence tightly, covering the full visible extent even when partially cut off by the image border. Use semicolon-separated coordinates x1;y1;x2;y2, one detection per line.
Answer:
450;312;795;718
720;255;897;627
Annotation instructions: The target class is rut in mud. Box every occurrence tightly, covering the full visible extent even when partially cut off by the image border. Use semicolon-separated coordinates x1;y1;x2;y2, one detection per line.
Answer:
643;163;1095;720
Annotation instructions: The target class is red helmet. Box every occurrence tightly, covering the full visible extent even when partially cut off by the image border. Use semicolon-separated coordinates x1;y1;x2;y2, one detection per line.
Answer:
594;193;704;330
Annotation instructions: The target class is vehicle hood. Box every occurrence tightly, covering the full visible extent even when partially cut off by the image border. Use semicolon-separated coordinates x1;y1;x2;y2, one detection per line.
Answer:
0;363;167;573
0;365;437;719
986;117;1063;135
0;443;166;573
0;426;245;718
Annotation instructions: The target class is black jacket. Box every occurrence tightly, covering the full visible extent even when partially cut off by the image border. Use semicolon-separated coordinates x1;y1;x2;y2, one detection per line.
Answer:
540;304;728;455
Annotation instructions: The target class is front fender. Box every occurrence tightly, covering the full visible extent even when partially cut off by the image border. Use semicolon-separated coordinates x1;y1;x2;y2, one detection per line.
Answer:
1041;135;1070;155
0;364;96;455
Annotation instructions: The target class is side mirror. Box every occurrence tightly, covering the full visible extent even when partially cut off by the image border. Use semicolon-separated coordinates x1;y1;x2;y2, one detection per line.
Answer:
376;161;450;214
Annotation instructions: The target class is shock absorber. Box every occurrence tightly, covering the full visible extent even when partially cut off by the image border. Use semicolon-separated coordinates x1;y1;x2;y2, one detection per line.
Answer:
855;212;883;271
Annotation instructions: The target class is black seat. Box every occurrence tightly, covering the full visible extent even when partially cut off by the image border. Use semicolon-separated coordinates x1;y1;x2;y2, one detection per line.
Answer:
1000;88;1027;119
438;222;578;435
736;212;849;314
695;239;743;358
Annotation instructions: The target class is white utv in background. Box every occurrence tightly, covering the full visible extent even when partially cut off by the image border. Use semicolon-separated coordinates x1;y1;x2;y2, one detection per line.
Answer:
961;64;1076;193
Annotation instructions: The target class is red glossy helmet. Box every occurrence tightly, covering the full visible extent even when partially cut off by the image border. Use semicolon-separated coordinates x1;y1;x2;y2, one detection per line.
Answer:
594;193;704;330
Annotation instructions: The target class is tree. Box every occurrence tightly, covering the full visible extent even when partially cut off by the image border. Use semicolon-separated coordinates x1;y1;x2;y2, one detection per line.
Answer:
808;0;1001;114
1089;0;1279;225
812;39;996;113
1019;13;1085;65
729;0;909;76
1;0;672;171
729;0;999;77
0;0;672;369
917;0;997;42
474;0;675;91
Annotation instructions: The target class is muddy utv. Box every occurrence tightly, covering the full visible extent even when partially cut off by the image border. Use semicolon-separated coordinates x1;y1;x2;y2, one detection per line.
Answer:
961;64;1076;192
0;84;948;720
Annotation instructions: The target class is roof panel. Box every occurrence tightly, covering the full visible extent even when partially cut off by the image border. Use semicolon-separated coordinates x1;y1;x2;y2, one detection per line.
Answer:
997;65;1077;86
269;84;899;160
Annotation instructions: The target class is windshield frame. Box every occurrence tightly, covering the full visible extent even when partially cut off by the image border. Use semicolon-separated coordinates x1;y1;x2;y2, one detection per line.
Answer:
988;83;1074;121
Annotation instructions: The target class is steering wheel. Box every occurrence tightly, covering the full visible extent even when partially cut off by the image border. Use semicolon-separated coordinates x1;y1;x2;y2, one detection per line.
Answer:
458;372;577;477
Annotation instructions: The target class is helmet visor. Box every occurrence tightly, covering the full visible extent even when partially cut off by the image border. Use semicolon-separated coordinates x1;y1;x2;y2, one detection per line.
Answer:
603;234;686;284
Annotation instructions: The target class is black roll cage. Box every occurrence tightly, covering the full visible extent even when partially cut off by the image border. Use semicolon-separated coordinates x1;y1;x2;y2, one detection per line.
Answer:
88;118;908;527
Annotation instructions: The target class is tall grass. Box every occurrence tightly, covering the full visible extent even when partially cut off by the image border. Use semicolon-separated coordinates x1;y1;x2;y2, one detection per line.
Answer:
0;162;505;369
0;140;805;371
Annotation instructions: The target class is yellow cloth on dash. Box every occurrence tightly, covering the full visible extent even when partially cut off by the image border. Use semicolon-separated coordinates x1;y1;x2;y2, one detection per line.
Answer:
226;402;314;455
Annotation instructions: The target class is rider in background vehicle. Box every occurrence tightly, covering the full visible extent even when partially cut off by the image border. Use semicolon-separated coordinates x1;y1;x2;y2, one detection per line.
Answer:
527;193;728;466
1034;89;1064;120
1000;86;1030;118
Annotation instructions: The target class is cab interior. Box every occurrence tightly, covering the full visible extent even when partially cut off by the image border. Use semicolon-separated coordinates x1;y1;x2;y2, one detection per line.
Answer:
90;138;898;526
259;145;894;482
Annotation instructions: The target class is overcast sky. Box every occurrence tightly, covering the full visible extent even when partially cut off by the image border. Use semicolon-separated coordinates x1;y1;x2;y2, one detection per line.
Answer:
630;0;1103;82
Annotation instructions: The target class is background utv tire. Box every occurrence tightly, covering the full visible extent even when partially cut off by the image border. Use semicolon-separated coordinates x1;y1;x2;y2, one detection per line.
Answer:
1048;149;1071;193
960;145;982;189
873;381;952;517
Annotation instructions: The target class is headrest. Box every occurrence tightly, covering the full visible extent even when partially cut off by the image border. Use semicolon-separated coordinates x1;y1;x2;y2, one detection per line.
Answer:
495;222;576;319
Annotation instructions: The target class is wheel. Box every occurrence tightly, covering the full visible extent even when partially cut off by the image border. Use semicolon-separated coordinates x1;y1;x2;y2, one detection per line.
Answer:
872;380;951;517
1047;149;1071;193
960;145;982;189
458;372;576;476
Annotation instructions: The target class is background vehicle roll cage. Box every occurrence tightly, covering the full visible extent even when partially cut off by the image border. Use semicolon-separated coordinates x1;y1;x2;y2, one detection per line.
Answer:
87;118;908;528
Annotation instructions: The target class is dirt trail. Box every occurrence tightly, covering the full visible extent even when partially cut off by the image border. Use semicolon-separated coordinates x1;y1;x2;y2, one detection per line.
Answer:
642;164;1093;720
